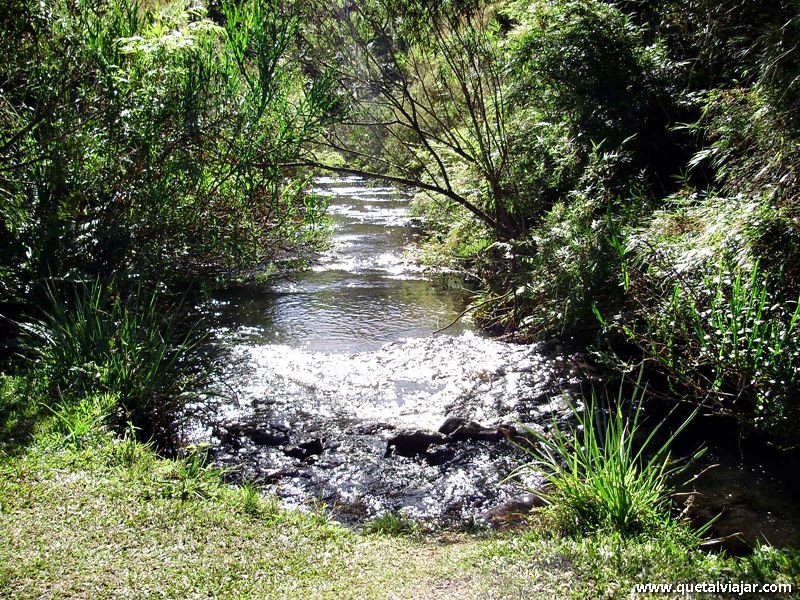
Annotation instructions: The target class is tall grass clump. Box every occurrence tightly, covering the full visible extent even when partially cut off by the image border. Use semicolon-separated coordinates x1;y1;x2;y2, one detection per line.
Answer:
363;512;419;536
44;392;118;449
21;278;200;444
0;374;38;451
622;258;800;442
515;382;703;537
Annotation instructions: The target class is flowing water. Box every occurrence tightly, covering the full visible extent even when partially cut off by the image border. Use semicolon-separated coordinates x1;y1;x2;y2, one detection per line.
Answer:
189;177;800;544
189;177;582;523
207;179;470;353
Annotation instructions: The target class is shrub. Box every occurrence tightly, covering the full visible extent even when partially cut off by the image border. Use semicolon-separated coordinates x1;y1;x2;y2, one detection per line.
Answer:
0;0;334;303
471;145;643;337
504;0;669;148
623;260;800;440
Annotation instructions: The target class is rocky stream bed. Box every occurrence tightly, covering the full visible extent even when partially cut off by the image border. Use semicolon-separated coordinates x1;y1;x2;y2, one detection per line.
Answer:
186;178;800;549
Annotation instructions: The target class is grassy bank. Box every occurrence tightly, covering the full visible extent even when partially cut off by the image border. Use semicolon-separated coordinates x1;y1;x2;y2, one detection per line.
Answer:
1;378;798;599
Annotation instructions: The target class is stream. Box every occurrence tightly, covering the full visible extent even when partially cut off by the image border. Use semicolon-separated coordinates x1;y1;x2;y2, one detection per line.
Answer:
188;177;800;546
188;177;583;524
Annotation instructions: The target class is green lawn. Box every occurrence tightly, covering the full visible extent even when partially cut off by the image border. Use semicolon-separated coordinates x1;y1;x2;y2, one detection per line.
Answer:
0;416;797;598
0;435;559;599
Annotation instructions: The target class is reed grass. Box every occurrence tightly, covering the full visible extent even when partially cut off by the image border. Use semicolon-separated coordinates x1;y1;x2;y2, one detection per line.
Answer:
643;260;800;434
20;278;200;443
513;379;704;536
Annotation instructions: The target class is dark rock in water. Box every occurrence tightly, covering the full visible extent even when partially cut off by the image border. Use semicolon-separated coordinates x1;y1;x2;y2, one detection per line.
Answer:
384;430;448;458
345;422;396;436
682;490;795;555
212;424;241;447
475;492;549;528
264;468;300;483
497;424;537;451
283;438;324;460
213;422;289;447
438;417;500;442
425;446;456;466
269;418;291;433
247;428;289;446
438;417;464;436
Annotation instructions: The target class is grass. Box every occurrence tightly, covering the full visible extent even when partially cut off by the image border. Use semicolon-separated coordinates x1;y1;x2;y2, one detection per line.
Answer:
0;386;797;598
625;258;800;441
472;525;799;599
20;278;200;443
363;512;420;536
43;392;118;449
0;438;512;599
512;380;705;537
0;375;39;452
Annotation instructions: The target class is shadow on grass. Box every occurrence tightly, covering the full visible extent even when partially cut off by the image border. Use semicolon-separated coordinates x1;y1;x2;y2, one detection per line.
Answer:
0;374;41;456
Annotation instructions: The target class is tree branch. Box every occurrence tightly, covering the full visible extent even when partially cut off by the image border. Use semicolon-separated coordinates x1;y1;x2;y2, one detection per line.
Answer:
286;159;500;230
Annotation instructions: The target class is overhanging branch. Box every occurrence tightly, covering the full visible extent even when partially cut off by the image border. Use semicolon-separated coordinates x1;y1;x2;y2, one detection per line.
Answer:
286;159;500;231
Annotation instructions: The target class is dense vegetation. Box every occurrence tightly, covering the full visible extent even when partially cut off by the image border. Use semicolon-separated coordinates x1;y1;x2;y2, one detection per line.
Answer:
299;0;800;448
1;0;332;292
1;0;335;442
1;0;800;596
3;0;798;446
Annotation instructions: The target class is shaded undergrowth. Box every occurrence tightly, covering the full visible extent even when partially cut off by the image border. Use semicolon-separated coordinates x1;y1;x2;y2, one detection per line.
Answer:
12;278;204;449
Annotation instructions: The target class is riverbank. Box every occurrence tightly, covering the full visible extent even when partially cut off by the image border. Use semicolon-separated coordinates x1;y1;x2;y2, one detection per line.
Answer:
1;385;797;599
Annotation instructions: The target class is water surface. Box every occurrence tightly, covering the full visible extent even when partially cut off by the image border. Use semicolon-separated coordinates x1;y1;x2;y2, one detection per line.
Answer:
207;177;469;352
191;178;800;542
191;177;570;522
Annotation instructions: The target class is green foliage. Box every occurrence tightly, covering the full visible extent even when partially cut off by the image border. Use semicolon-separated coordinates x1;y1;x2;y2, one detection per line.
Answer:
624;260;800;439
406;0;679;337
689;88;800;202
0;0;334;302
110;422;157;470
237;480;279;519
514;382;703;537
144;443;223;501
403;0;800;453
21;278;199;443
470;146;643;336
305;0;525;237
481;525;799;600
0;375;39;451
363;512;419;536
502;116;582;220
505;0;668;147
737;545;800;587
44;392;117;449
641;0;800;110
410;191;493;266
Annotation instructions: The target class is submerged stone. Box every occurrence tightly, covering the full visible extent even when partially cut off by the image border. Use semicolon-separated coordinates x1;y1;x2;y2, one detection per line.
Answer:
384;430;448;458
475;491;550;528
438;417;500;442
283;438;325;461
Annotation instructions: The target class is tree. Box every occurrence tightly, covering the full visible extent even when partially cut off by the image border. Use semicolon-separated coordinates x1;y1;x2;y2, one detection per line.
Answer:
300;0;522;239
0;0;335;301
